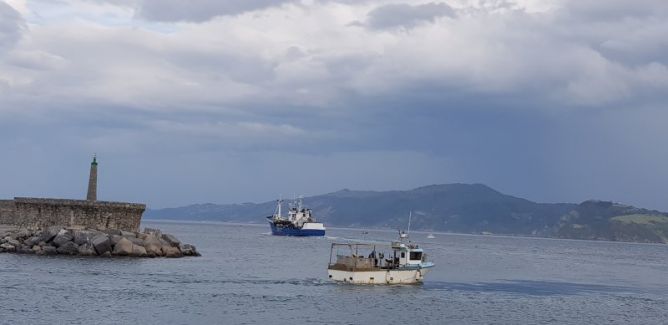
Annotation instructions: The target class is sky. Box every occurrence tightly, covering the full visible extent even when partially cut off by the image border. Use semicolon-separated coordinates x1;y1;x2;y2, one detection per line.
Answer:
0;0;667;210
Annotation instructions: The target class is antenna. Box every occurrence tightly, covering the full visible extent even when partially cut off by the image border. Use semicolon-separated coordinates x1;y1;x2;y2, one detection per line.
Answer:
407;210;412;236
276;196;283;219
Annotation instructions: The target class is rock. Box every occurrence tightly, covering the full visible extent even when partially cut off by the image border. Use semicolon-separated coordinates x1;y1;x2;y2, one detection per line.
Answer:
52;230;74;247
77;243;97;256
109;235;123;246
162;245;182;258
161;234;181;247
145;245;162;256
37;227;60;243
143;228;161;236
0;226;199;258
17;245;34;254
6;238;21;247
73;230;99;246
128;237;144;246
23;236;41;247
13;229;33;240
40;246;57;255
180;244;200;257
112;238;133;256
0;243;15;252
131;245;147;257
91;234;112;255
144;240;163;257
56;241;79;255
120;230;136;238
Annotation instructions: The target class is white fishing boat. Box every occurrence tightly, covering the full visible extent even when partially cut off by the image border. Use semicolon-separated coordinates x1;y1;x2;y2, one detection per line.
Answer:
427;233;435;239
327;211;434;284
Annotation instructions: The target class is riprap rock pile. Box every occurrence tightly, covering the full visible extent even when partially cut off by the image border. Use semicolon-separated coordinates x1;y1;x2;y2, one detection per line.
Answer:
0;227;200;258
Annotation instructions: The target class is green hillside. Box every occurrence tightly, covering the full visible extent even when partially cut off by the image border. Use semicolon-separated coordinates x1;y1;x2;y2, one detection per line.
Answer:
145;184;668;244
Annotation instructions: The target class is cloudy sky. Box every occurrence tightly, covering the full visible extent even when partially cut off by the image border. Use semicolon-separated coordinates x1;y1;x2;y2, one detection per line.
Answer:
1;0;667;210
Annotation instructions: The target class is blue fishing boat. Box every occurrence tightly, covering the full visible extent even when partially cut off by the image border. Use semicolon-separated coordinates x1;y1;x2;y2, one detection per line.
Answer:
266;197;325;236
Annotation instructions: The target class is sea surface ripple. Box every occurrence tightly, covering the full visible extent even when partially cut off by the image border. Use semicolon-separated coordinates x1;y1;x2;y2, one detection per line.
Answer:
1;221;667;324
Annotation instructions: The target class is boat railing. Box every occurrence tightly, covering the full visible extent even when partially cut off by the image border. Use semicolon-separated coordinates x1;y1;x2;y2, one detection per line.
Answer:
328;243;403;271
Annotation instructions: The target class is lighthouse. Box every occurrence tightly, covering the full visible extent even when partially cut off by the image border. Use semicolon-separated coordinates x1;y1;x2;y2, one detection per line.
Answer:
86;155;98;201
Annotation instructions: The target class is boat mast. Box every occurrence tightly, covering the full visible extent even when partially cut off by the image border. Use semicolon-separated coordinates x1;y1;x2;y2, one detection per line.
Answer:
277;198;282;219
407;210;412;237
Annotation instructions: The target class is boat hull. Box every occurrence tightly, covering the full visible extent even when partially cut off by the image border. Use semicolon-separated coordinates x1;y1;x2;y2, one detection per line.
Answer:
327;268;431;285
269;222;325;237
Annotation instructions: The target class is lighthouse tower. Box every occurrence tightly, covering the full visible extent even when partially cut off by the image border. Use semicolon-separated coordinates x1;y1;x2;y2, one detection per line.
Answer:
86;155;98;201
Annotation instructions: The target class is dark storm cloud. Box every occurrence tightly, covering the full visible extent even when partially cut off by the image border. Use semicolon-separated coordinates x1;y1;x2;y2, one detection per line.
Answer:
2;0;668;210
366;2;455;29
135;0;292;22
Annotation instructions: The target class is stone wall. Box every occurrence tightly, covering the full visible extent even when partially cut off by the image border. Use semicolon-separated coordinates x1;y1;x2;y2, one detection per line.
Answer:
1;198;145;232
0;200;15;225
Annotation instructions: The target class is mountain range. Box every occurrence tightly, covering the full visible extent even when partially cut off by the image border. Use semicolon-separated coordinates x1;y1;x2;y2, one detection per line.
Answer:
145;184;668;244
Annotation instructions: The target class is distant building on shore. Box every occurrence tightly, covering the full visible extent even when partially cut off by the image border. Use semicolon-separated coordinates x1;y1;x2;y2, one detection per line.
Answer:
0;156;145;232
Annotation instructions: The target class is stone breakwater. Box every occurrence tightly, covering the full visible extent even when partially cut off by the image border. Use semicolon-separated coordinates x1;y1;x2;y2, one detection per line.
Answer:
0;227;200;258
0;198;145;233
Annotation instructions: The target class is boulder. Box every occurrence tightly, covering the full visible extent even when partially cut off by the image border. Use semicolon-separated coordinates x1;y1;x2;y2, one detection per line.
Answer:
112;238;133;256
17;245;34;254
137;233;148;240
73;230;99;246
6;238;21;247
40;246;57;255
91;234;112;255
109;235;123;246
162;245;182;258
143;235;163;256
161;234;181;247
23;236;41;247
120;230;136;238
131;245;147;257
56;241;79;255
37;227;60;243
180;244;200;257
77;243;97;256
13;229;33;240
0;243;15;252
144;242;163;257
52;230;74;247
32;245;42;254
143;228;161;236
128;237;144;246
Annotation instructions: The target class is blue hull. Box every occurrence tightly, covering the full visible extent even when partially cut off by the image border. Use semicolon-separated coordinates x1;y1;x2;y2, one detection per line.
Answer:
269;223;325;237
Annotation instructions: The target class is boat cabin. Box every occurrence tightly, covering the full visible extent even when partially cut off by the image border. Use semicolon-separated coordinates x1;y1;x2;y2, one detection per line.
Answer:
328;242;428;272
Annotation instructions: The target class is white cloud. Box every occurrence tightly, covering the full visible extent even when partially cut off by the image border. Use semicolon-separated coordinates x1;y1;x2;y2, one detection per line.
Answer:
0;1;24;53
2;0;667;114
1;0;668;208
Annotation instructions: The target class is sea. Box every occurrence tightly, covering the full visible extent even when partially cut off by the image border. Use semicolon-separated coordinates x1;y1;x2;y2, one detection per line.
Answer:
1;221;667;325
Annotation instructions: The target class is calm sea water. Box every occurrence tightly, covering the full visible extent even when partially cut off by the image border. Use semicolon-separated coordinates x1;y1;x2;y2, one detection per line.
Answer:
1;221;667;324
